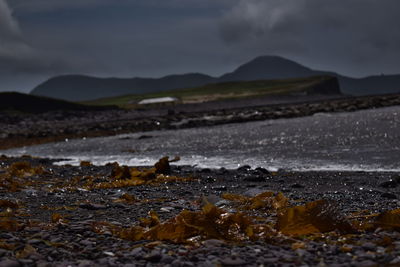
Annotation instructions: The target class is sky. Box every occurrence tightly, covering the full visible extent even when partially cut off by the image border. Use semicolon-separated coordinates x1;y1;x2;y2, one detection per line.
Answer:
1;0;400;93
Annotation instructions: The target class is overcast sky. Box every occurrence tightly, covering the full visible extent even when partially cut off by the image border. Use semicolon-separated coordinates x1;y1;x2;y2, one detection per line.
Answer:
1;0;400;93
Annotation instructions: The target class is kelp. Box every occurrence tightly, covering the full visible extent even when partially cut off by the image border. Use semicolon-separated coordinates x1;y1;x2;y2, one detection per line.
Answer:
16;244;37;259
50;157;193;192
50;213;69;224
0;199;19;209
114;193;138;204
222;191;288;211
94;195;400;244
0;161;45;191
154;156;180;174
276;200;356;236
92;203;274;244
372;209;400;231
89;157;191;190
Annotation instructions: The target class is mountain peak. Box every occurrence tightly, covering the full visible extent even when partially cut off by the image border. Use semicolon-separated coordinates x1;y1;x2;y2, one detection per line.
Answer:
220;55;314;82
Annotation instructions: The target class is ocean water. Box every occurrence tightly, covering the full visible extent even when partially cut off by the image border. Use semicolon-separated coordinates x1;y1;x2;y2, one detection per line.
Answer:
2;106;400;172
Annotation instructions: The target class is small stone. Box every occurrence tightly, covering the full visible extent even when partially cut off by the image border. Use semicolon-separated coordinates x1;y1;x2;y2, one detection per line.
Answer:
160;207;174;213
161;255;175;264
379;180;398;188
103;251;115;257
80;239;95;246
357;260;377;267
77;260;95;267
203;239;225;247
36;261;51;267
381;192;397;199
362;242;376;251
79;203;107;210
212;186;227;191
389;257;400;265
27;239;43;245
243;175;266;182
263;258;279;264
291;183;304;188
255;167;270;174
237;165;251;172
144;250;162;262
0;233;14;239
0;249;9;257
0;259;20;267
220;257;246;266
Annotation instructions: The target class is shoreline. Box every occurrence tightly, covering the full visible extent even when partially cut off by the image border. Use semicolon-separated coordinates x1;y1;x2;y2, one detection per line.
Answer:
1;93;400;150
0;155;399;266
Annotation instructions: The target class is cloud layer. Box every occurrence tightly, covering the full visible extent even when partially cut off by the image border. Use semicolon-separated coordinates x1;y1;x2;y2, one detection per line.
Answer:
220;0;400;76
1;0;400;92
0;0;30;58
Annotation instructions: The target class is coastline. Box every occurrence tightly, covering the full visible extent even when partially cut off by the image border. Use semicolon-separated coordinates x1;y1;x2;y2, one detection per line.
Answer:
1;93;400;150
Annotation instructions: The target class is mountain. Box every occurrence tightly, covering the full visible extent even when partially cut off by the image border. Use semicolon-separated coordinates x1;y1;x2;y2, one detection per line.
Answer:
31;55;400;101
220;56;400;96
0;92;114;114
219;56;316;81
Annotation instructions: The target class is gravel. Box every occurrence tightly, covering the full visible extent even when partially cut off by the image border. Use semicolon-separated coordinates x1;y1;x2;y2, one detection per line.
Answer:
0;156;399;266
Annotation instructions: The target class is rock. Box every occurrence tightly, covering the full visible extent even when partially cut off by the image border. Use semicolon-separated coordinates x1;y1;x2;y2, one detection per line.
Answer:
237;165;251;172
255;167;270;174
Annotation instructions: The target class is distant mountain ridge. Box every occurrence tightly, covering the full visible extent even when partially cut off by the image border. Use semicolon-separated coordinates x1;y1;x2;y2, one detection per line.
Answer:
31;56;400;101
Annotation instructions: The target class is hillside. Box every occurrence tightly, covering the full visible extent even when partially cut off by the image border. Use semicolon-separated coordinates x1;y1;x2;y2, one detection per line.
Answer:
31;55;400;101
0;92;115;114
31;73;216;102
84;76;340;107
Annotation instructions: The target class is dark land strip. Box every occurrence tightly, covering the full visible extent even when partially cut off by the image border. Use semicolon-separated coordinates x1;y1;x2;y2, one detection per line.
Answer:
1;93;400;150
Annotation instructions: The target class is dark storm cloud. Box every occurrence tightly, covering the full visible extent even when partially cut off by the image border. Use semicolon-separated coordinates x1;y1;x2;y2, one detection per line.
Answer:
0;0;29;58
220;0;400;76
0;0;76;91
2;0;400;92
1;0;236;93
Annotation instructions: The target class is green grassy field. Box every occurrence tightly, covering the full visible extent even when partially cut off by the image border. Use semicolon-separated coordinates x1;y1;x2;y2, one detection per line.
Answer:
82;76;333;107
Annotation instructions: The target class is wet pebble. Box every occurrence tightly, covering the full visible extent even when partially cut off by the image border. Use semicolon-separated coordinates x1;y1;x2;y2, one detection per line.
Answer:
0;259;20;267
220;256;247;266
381;192;397;199
79;203;107;210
